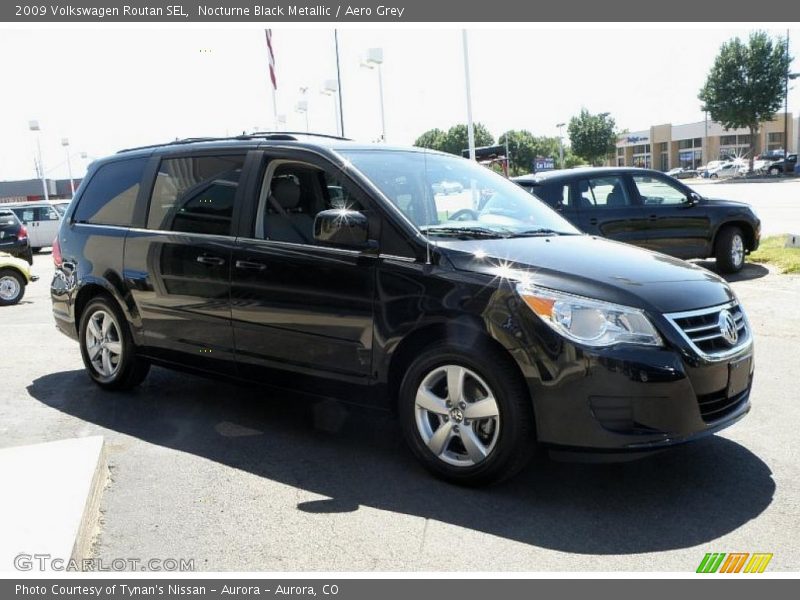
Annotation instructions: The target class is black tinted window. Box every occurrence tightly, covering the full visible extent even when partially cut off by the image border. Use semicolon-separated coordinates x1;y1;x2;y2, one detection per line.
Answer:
148;155;245;236
74;158;147;226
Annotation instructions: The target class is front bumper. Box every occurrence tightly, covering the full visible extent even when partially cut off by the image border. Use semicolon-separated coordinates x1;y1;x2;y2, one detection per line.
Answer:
525;339;753;452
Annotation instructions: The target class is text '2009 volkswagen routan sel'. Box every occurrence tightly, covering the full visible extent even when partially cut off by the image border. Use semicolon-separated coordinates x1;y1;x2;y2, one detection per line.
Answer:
51;134;754;485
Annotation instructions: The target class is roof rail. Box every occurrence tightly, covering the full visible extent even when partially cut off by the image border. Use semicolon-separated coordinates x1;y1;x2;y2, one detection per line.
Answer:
242;131;352;141
116;131;351;154
117;137;232;153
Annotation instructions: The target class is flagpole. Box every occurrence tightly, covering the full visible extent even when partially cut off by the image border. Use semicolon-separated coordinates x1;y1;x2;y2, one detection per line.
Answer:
266;30;278;131
462;29;476;161
334;29;345;137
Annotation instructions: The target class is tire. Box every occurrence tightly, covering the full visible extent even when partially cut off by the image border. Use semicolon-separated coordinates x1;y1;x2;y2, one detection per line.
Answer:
715;226;746;274
31;247;42;253
768;167;780;176
710;173;718;179
78;295;150;390
0;269;25;306
399;342;536;486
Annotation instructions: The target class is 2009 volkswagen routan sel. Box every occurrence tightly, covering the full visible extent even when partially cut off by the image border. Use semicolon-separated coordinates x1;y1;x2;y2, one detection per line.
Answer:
51;133;754;485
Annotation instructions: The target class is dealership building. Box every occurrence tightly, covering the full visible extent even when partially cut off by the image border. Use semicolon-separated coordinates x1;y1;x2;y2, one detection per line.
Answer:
614;112;796;171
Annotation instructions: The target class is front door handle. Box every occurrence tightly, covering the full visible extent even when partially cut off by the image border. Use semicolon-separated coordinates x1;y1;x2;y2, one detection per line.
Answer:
196;255;225;266
589;218;598;225
235;260;267;271
649;214;658;221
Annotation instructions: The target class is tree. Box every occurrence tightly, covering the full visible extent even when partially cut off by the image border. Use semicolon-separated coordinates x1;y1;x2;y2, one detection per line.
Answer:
498;130;562;175
699;31;790;172
440;123;495;156
567;109;617;166
414;128;447;151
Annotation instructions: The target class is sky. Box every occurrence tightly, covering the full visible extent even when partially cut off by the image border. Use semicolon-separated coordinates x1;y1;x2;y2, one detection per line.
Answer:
1;25;799;181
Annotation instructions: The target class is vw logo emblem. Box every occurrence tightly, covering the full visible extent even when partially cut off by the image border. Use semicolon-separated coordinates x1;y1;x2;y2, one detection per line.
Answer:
718;309;739;346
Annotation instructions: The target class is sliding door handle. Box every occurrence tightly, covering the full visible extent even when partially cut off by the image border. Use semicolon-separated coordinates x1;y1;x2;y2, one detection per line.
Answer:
196;255;225;266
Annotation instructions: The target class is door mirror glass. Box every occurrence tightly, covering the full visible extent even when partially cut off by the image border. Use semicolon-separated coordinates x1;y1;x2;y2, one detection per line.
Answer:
314;209;371;248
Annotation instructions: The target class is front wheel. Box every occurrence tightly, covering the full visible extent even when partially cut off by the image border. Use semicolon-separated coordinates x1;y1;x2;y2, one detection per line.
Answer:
0;269;25;306
715;226;746;273
399;344;536;486
768;167;780;176
79;296;150;390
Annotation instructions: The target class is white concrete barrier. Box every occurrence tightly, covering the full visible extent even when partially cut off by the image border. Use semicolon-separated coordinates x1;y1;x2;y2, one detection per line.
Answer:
0;436;106;571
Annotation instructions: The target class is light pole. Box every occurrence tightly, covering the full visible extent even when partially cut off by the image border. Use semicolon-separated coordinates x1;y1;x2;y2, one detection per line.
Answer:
295;99;309;132
361;48;386;143
321;79;341;137
556;122;566;169
62;138;75;198
28;120;49;202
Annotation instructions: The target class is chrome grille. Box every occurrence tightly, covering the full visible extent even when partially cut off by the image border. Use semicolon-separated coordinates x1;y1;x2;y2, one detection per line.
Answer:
665;301;750;360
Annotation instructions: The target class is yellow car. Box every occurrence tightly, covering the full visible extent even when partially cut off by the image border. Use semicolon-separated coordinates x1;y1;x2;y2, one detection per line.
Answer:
0;251;38;306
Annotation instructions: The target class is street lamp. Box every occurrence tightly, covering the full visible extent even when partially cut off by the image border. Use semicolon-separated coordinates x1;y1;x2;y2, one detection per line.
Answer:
360;48;386;143
28;120;49;202
62;138;75;198
556;122;566;169
321;79;341;137
295;99;309;133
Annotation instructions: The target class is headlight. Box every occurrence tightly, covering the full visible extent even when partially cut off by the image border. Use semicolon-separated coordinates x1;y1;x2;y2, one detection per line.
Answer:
516;283;663;347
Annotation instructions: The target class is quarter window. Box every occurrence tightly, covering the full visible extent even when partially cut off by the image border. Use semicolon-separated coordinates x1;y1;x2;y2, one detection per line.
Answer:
74;158;147;226
147;155;245;236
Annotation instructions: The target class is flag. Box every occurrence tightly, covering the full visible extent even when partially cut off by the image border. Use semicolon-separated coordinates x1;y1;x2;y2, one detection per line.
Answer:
265;29;277;90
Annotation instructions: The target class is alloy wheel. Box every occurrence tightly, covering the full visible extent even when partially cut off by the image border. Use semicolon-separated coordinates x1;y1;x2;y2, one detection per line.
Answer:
85;309;123;378
0;275;21;302
414;364;501;467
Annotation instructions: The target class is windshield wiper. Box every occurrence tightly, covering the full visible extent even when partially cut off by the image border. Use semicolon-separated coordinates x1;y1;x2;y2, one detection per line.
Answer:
420;225;510;239
510;228;577;237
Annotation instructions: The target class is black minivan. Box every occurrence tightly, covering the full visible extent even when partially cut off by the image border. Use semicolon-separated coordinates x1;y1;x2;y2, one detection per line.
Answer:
51;134;754;485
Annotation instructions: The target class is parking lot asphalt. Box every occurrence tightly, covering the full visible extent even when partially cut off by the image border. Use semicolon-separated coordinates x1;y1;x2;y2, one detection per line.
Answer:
1;184;798;572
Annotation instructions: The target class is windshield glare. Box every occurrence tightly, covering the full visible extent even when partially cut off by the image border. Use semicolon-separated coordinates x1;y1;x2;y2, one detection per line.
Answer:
339;150;580;237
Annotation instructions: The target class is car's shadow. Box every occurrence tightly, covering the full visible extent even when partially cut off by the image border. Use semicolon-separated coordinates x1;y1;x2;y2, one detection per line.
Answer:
28;368;774;555
693;260;770;282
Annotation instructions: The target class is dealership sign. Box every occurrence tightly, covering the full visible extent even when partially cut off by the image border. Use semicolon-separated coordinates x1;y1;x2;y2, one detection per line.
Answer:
533;157;555;171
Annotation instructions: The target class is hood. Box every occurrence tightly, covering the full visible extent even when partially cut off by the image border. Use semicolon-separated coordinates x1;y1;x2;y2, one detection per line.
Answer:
701;197;753;210
437;235;735;314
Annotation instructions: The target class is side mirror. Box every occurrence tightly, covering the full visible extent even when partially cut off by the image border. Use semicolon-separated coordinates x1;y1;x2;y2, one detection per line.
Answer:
314;209;373;249
687;192;701;206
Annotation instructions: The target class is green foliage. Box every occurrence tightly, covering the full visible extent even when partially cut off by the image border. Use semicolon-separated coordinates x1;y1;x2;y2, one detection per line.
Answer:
568;109;617;166
699;31;790;164
413;128;447;150
440;123;495;156
412;123;494;155
498;130;562;175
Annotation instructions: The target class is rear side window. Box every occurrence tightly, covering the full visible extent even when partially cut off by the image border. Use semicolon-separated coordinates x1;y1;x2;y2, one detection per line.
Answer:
74;158;147;226
147;155;245;236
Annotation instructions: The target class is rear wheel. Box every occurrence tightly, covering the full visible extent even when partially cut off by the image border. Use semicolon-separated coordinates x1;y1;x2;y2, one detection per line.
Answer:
715;226;746;273
399;343;536;486
0;269;25;306
768;166;780;176
79;296;150;390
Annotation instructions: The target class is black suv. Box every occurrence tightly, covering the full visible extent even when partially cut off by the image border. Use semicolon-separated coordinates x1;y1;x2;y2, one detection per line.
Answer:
766;154;797;175
513;168;760;273
51;135;754;485
0;208;33;264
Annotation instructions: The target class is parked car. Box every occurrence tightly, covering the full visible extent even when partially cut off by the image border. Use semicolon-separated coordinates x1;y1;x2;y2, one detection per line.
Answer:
4;201;62;252
666;167;697;179
0;208;33;264
513;167;760;273
0;250;38;305
51;135;754;485
706;162;745;179
766;154;797;175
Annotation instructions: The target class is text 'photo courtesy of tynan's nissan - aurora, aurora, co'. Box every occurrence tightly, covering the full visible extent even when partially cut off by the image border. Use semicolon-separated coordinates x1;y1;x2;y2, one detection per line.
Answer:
49;133;755;486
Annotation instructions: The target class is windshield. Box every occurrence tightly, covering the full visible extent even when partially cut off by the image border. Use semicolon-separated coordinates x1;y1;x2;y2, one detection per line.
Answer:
339;149;580;239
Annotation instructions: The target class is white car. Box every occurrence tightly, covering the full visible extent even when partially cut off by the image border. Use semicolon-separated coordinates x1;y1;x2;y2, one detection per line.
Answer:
706;162;745;179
